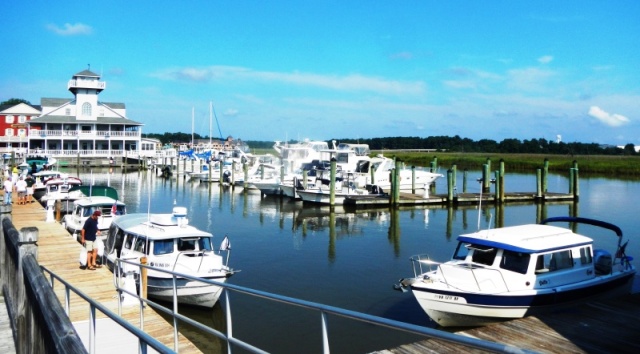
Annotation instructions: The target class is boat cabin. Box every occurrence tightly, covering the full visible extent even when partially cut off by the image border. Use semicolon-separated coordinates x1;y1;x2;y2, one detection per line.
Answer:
105;211;217;267
442;224;610;291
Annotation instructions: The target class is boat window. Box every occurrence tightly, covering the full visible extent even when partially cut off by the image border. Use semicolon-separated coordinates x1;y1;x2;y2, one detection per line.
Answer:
453;242;470;260
198;237;213;251
549;250;573;271
134;237;147;255
113;229;125;257
178;238;196;251
470;245;497;266
154;239;175;255
500;250;530;274
114;205;125;216
124;234;135;250
580;247;592;265
83;207;92;217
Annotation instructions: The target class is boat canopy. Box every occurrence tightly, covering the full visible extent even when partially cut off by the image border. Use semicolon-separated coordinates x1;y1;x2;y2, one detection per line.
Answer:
458;224;592;254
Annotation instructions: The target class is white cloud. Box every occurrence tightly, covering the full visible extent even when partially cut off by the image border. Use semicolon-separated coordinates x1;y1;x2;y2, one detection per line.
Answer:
152;66;426;95
588;106;630;127
538;55;553;64
46;23;93;36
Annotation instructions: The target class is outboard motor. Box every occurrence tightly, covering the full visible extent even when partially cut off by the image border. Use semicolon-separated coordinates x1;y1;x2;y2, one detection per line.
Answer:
594;249;612;275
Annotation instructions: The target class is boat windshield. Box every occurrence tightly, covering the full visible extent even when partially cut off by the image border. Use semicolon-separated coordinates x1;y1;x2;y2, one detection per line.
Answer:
153;236;214;255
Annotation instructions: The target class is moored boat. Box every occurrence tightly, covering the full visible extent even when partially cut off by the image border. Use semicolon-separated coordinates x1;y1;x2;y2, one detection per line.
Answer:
104;207;235;307
395;216;636;327
63;195;126;239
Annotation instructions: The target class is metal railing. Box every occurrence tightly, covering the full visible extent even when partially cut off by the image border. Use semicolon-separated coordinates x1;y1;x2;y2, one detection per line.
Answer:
107;257;528;354
41;266;174;354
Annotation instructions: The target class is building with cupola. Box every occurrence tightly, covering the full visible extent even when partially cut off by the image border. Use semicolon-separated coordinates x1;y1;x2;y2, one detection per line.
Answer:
26;69;147;161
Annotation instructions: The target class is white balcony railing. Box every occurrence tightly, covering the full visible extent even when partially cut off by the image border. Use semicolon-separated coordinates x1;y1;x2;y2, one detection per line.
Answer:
28;130;140;138
67;80;106;90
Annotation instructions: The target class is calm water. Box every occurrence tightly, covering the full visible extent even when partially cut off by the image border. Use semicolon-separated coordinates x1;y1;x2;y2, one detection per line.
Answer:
70;168;639;353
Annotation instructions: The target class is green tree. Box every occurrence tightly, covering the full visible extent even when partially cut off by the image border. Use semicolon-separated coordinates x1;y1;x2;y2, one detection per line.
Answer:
0;98;31;106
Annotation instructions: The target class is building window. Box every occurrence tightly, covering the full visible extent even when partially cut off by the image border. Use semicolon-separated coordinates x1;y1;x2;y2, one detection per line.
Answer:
5;128;13;136
18;115;26;123
18;129;26;137
5;115;14;123
82;102;92;117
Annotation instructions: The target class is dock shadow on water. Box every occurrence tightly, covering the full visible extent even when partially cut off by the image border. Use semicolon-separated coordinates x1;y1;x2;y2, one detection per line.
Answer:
155;300;227;353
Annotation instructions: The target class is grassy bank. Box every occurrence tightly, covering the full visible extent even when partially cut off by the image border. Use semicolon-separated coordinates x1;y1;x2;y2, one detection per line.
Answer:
379;152;640;177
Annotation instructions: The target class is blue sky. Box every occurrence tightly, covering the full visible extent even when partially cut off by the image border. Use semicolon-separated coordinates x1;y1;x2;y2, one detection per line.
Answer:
2;1;639;145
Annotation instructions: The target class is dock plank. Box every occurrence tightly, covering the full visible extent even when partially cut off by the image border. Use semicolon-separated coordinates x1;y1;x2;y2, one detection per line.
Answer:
376;291;640;353
9;201;204;353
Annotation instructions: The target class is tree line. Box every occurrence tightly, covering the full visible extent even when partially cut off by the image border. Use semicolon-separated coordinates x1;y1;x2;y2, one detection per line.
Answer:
142;133;637;156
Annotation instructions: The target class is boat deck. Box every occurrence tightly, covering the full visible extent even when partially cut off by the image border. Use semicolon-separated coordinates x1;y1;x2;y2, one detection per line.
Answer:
376;289;640;353
8;201;207;353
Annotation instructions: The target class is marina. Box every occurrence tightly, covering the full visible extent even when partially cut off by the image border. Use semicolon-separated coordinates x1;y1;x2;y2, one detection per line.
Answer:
3;191;640;353
0;166;638;353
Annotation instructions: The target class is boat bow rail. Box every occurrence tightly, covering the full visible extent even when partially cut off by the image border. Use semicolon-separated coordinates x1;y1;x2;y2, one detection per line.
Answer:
397;255;512;294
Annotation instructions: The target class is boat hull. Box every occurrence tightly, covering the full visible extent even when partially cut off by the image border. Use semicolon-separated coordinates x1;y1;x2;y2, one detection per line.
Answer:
411;271;636;327
146;276;227;308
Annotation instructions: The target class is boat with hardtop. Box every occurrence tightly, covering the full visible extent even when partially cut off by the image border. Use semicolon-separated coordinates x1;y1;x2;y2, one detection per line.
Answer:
395;216;636;327
104;206;235;307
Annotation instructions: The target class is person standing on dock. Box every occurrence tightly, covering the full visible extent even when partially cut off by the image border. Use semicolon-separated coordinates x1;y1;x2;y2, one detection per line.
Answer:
15;176;27;205
81;210;102;270
3;176;13;205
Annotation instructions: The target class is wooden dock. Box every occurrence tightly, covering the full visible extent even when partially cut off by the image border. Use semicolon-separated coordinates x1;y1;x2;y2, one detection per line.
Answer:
345;191;575;206
375;288;640;353
8;201;207;353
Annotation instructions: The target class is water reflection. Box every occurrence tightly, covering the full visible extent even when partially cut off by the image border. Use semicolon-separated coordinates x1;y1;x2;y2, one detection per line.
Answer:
63;168;637;353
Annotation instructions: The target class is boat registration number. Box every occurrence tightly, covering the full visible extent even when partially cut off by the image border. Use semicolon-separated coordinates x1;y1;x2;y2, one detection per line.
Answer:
433;294;462;302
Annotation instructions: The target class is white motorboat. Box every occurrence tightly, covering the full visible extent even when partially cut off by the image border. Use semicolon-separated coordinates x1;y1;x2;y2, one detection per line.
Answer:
356;154;443;191
63;196;126;238
243;163;282;193
395;216;636;327
296;172;385;205
104;207;235;307
39;175;83;207
32;171;66;199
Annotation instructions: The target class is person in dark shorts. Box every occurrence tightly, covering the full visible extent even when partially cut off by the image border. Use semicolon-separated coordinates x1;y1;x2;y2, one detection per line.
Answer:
81;210;102;270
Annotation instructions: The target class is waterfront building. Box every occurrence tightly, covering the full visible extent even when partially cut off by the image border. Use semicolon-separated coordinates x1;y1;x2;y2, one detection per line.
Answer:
26;69;144;161
0;101;41;155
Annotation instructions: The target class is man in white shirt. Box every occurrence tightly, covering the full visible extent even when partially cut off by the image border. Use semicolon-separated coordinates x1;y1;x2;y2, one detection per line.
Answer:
15;176;27;205
3;176;13;205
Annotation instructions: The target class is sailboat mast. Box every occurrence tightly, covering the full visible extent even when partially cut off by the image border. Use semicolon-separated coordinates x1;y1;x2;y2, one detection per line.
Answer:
191;107;194;148
209;101;213;146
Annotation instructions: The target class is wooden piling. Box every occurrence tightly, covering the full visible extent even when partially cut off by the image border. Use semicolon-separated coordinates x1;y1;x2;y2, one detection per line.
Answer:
330;158;336;206
411;166;416;194
536;168;542;199
447;169;454;204
499;160;505;202
573;160;580;201
462;169;468;193
140;256;148;300
543;158;549;193
394;160;401;205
